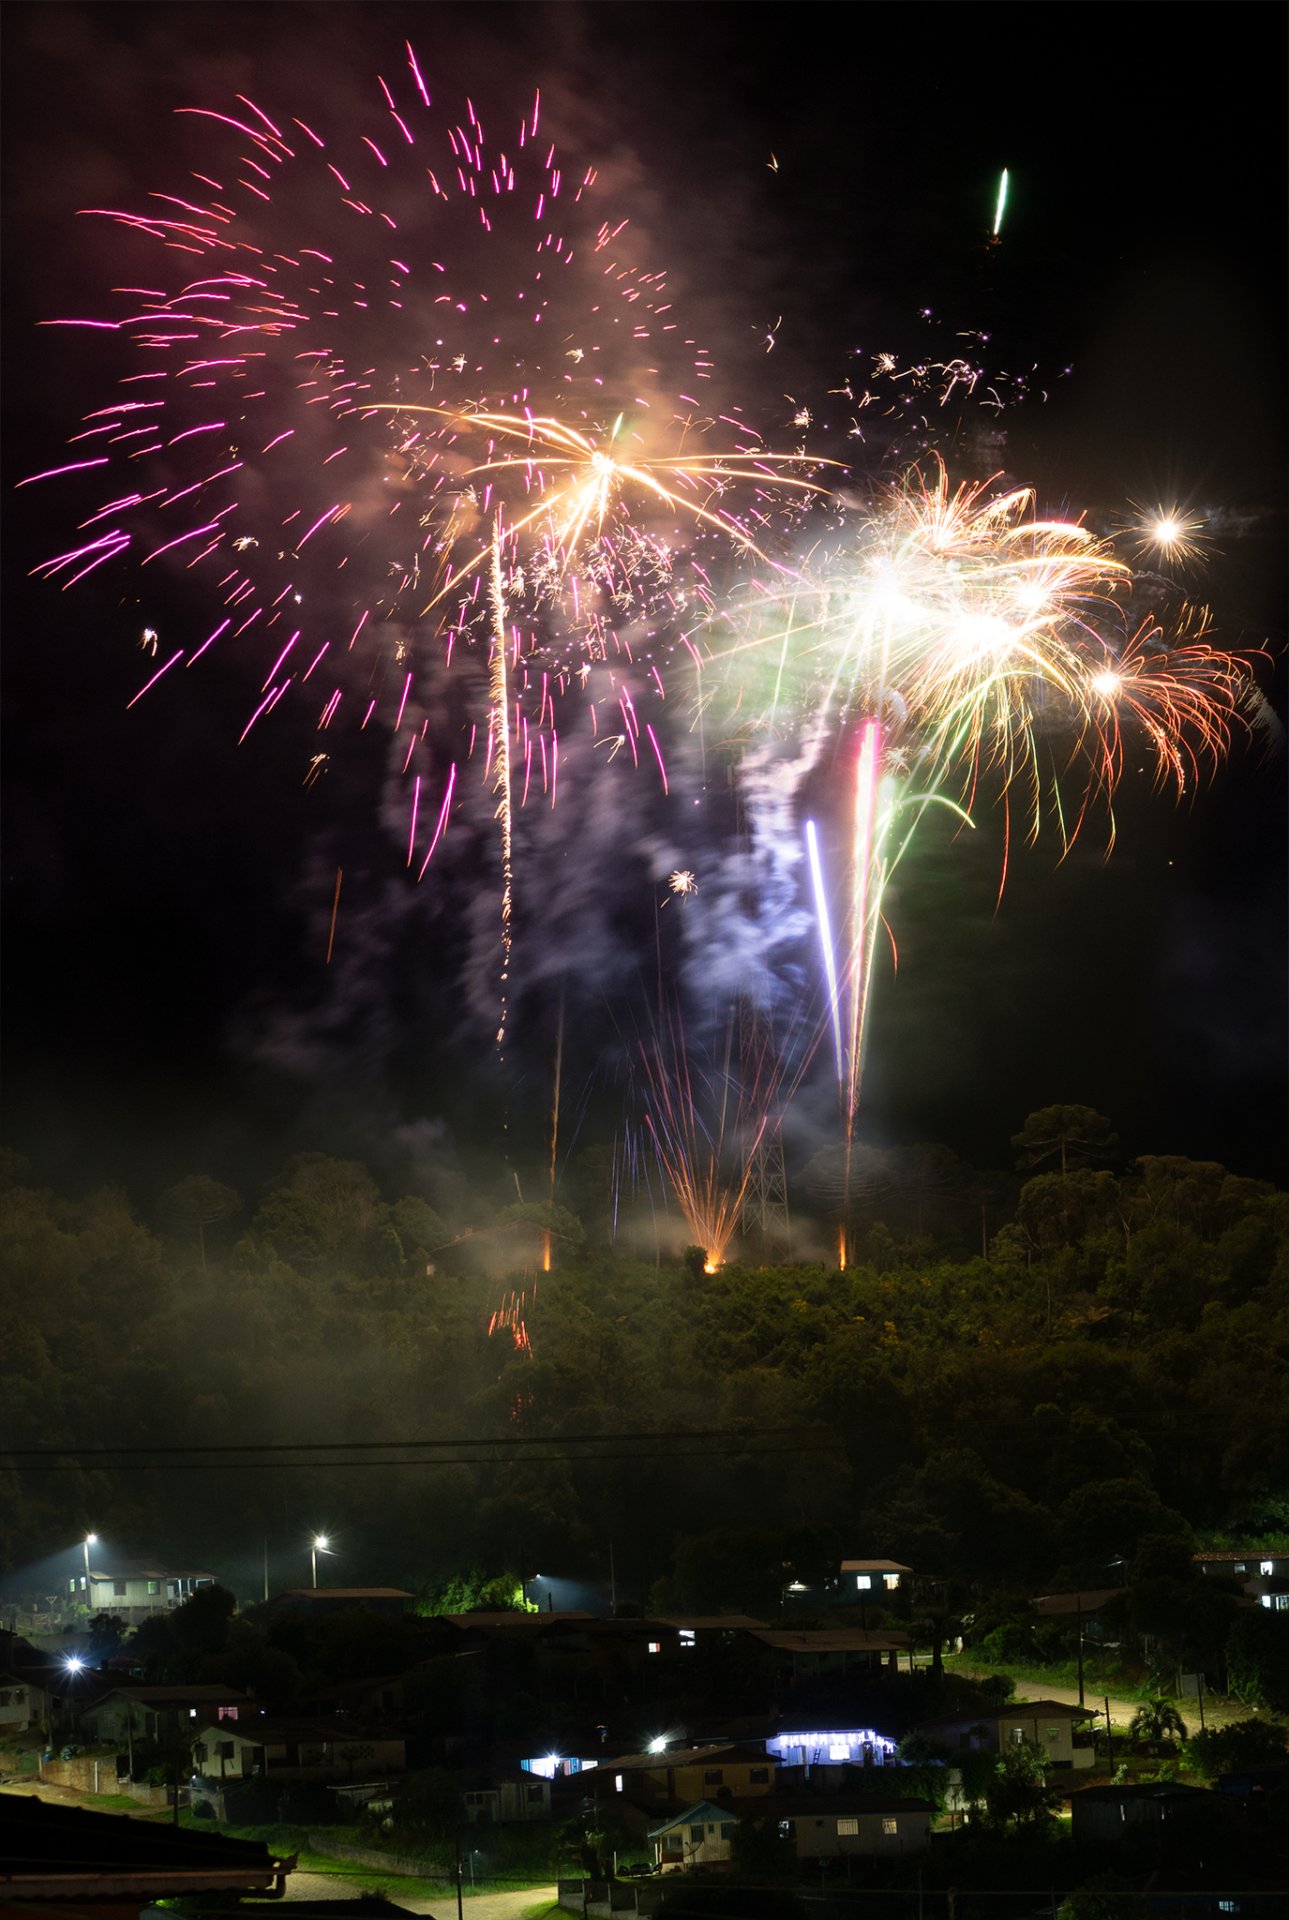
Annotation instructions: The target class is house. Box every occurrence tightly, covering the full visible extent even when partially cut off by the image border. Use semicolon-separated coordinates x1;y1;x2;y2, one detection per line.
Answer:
191;1717;408;1783
775;1792;932;1859
600;1743;776;1811
78;1684;253;1746
460;1765;553;1824
71;1559;216;1622
917;1700;1097;1770
840;1559;913;1600
766;1721;901;1776
1071;1781;1238;1848
648;1799;736;1870
1194;1550;1289;1611
749;1627;912;1681
0;1668;52;1733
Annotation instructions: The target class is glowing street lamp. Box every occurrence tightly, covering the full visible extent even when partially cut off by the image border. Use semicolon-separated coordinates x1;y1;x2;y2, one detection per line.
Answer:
83;1532;98;1599
310;1534;331;1588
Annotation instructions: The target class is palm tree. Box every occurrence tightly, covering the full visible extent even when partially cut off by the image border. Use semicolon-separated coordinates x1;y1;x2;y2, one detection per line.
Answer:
1129;1696;1188;1753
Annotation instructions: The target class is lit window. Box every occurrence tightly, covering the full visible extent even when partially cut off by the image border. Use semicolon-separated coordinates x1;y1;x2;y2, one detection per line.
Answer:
147;1579;160;1596
1010;1727;1025;1746
829;1744;849;1761
1261;1561;1275;1577
1234;1563;1246;1574
1261;1596;1273;1610
883;1574;900;1590
855;1575;872;1590
679;1630;695;1648
615;1774;623;1792
1276;1596;1289;1612
882;1817;898;1836
647;1641;662;1654
836;1816;858;1836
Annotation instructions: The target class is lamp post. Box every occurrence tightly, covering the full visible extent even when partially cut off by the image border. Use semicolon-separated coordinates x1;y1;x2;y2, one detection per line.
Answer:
82;1533;98;1610
311;1535;329;1588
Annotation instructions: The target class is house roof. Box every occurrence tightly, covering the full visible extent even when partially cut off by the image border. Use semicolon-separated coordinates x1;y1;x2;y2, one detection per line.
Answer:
654;1616;771;1631
919;1699;1097;1728
603;1742;774;1772
647;1800;737;1837
0;1797;287;1897
751;1628;912;1653
840;1560;913;1574
196;1717;406;1743
1193;1549;1281;1563
87;1561;215;1580
1073;1782;1220;1805
87;1684;254;1707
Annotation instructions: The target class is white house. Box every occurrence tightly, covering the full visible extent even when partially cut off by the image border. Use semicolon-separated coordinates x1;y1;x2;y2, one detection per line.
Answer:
649;1800;736;1870
71;1560;216;1620
918;1700;1097;1771
191;1717;408;1783
1194;1550;1289;1611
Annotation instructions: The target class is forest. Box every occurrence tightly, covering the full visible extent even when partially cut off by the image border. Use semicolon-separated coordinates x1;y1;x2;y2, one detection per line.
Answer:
2;1104;1286;1634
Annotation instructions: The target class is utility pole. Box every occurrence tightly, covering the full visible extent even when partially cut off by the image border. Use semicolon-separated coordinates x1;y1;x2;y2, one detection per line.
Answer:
1075;1595;1085;1708
1104;1696;1114;1772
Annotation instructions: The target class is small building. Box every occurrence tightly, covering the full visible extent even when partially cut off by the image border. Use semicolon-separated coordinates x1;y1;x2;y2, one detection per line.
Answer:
0;1669;52;1733
601;1743;776;1810
840;1559;913;1599
72;1560;216;1621
460;1765;553;1824
1194;1549;1289;1611
776;1792;932;1859
750;1627;911;1681
1071;1781;1237;1847
649;1799;736;1870
191;1717;408;1783
766;1722;901;1775
918;1700;1097;1770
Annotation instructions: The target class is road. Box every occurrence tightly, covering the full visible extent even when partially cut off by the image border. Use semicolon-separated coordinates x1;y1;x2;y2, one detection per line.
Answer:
277;1874;556;1917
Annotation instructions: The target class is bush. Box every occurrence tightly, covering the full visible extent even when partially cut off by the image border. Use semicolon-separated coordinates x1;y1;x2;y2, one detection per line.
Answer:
1185;1717;1289;1781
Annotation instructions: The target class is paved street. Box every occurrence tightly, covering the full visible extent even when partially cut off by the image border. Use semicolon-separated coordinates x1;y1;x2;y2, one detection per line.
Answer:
277;1872;556;1916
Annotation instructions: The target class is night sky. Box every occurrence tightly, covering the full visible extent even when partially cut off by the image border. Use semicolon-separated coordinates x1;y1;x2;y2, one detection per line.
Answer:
4;2;1286;1215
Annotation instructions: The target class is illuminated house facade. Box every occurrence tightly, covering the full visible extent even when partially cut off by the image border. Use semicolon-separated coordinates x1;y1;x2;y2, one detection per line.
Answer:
649;1800;736;1870
767;1725;900;1773
601;1744;777;1809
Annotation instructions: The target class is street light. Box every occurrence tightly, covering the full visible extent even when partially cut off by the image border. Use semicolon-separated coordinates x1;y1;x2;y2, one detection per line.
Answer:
310;1534;330;1588
82;1533;98;1606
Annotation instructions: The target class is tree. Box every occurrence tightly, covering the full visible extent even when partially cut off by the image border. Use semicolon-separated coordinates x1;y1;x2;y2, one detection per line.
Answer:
1128;1696;1188;1753
1057;1874;1147;1919
1225;1608;1289;1712
160;1176;241;1273
729;1813;796;1881
1185;1717;1289;1781
1012;1106;1118;1179
980;1738;1060;1832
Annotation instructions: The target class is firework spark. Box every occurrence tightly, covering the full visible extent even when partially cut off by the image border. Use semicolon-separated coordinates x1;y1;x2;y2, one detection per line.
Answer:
706;458;1262;1263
